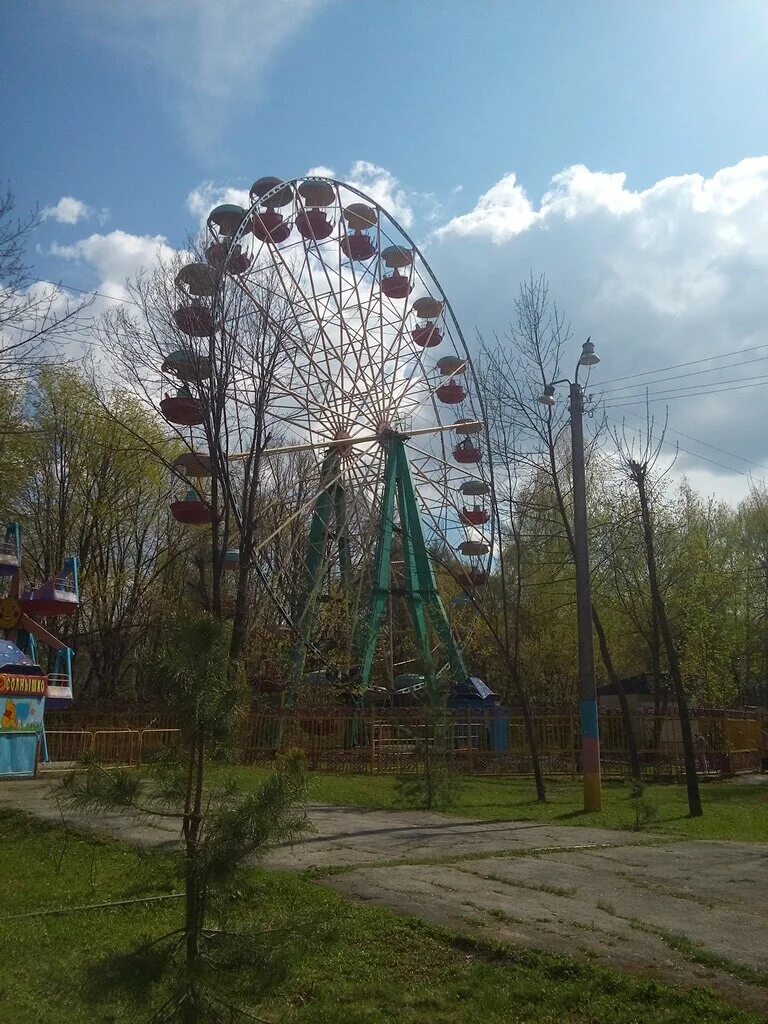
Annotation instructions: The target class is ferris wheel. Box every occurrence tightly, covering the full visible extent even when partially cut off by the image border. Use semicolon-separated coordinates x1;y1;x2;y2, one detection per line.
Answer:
162;175;494;691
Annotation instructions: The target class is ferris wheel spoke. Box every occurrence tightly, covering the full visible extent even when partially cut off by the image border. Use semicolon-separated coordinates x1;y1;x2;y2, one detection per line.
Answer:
373;263;416;418
339;235;394;427
267;382;359;431
277;239;352;426
342;448;389;616
306;238;380;424
308;239;390;428
256;235;363;430
252;458;349;557
275;348;370;436
226;271;348;432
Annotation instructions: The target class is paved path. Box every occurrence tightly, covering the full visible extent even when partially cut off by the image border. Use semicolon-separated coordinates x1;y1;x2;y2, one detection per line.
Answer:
2;780;767;1013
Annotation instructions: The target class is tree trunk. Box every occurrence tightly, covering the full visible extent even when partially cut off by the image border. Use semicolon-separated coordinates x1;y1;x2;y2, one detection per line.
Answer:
592;606;642;780
519;691;546;802
182;730;206;1023
634;469;702;817
229;558;250;661
510;529;546;802
650;604;664;749
491;502;546;802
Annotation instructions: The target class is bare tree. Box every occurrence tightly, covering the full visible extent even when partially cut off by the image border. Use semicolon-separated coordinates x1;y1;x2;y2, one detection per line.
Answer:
478;273;642;780
0;187;93;381
96;242;299;664
472;354;547;800
612;409;703;817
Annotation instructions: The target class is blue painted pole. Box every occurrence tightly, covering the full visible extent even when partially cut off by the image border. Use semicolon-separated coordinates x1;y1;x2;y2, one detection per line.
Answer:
570;381;602;811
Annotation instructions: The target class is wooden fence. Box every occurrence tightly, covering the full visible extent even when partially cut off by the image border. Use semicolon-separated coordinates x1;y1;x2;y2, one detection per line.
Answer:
43;706;768;778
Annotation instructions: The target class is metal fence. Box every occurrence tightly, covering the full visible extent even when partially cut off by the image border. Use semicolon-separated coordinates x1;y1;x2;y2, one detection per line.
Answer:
43;706;768;777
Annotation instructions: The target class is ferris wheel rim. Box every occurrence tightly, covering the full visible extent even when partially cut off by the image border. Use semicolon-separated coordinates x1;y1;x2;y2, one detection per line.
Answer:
201;174;496;673
212;175;491;474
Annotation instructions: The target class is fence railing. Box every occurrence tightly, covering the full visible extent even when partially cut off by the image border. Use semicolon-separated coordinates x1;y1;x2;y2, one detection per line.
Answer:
42;706;768;777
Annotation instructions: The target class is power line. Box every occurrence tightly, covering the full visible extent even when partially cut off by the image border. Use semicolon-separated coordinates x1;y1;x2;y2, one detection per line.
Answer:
598;341;768;387
28;275;141;308
602;377;768;410
599;355;768;396
602;371;768;403
608;406;768;474
600;413;751;477
606;370;768;401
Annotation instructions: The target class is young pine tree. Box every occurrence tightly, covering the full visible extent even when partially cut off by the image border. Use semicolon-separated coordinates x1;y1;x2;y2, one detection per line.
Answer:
394;664;461;812
61;613;312;1024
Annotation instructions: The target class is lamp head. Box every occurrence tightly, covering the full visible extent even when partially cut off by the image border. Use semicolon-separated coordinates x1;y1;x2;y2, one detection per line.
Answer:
537;384;556;407
578;337;599;367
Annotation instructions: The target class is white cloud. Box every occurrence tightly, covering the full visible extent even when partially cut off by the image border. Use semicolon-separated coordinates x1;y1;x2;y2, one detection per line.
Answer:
54;156;768;501
186;160;427;242
42;196;104;225
342;161;415;230
431;156;768;494
184;161;420;233
436;172;536;242
306;165;336;179
71;0;330;149
50;230;176;301
186;183;251;229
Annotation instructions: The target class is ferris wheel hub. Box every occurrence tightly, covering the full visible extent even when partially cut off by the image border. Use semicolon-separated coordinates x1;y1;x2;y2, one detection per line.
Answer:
331;430;354;456
375;423;407;445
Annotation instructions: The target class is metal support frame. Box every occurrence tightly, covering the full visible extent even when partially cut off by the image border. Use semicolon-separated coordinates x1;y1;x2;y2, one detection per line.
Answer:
290;438;469;693
290;450;351;685
356;438;468;690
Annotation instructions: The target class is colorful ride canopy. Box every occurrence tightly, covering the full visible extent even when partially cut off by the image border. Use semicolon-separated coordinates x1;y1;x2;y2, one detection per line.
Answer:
0;524;79;774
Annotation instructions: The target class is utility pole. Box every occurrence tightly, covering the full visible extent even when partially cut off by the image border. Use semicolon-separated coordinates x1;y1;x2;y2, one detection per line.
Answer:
538;338;602;812
569;380;601;811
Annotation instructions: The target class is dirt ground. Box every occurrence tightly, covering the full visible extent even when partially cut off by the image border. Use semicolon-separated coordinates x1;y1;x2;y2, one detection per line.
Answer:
2;779;767;1013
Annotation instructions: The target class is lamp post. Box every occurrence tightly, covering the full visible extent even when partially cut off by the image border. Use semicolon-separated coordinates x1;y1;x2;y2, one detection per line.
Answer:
538;339;602;812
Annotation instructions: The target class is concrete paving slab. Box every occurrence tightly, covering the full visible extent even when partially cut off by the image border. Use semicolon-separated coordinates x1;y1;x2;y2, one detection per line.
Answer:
262;802;662;869
0;776;182;847
2;777;766;1014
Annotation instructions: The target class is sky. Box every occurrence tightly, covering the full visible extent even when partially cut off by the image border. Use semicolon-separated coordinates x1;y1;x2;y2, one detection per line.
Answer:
3;0;768;501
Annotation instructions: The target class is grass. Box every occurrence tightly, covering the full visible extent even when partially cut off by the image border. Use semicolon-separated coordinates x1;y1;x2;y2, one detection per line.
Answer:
226;770;768;843
0;810;762;1024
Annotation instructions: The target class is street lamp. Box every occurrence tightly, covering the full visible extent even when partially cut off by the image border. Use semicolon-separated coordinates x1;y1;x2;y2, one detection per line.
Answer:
537;338;602;812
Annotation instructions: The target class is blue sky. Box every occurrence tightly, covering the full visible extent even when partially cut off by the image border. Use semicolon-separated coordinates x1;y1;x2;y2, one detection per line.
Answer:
4;0;768;498
5;1;768;247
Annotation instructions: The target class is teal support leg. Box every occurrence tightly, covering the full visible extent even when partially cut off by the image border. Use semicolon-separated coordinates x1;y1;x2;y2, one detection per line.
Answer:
293;438;471;698
395;442;469;684
289;453;339;692
333;480;352;589
356;443;398;687
395;461;432;668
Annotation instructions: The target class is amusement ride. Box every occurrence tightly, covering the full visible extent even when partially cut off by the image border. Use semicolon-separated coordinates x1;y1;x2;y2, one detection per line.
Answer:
160;175;494;696
0;523;79;776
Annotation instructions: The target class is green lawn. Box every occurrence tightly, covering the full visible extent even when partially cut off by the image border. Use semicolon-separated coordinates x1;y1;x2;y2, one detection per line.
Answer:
0;810;761;1024
228;769;768;843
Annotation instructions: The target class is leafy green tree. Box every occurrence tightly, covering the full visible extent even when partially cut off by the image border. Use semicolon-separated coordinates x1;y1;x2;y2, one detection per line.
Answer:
4;367;187;698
